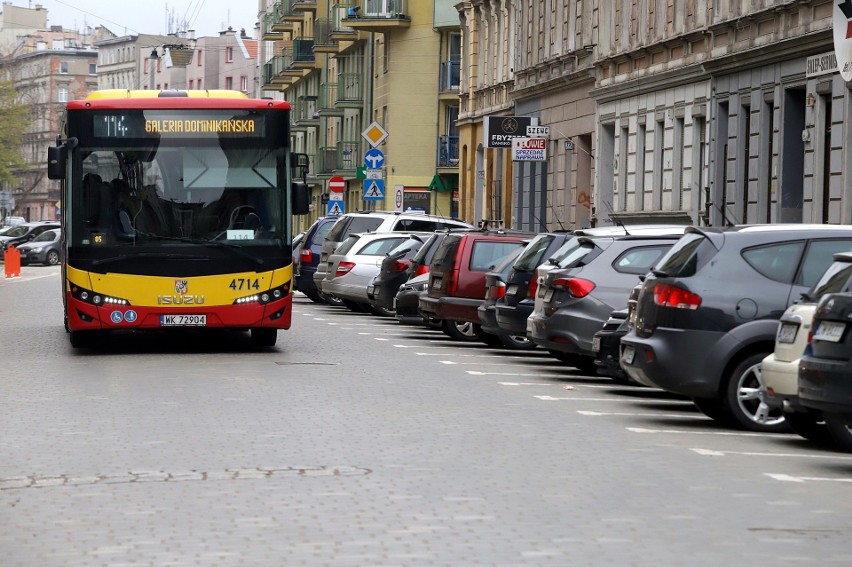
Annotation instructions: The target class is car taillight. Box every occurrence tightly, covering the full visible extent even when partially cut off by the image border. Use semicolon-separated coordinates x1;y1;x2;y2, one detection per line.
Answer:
414;263;429;276
389;259;410;272
551;277;595;298
300;248;313;263
489;281;506;300
527;278;538;298
335;261;355;277
653;283;701;310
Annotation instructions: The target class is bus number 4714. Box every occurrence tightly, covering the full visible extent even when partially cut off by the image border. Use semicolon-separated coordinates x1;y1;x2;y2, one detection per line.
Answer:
229;278;260;291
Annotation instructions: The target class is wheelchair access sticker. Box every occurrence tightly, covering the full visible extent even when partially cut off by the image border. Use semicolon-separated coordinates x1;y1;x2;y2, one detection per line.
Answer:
110;310;138;324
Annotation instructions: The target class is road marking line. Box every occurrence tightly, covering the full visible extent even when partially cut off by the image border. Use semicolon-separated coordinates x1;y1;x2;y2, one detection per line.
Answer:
578;410;706;419
765;473;852;483
690;448;852;461
499;382;554;386
415;352;551;359
627;427;777;438
536;396;628;402
442;360;566;366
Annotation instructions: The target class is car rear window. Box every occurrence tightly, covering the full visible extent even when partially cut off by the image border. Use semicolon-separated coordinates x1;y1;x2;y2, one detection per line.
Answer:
431;235;462;268
514;234;555;271
811;260;852;301
653;232;717;277
326;216;384;242
797;239;852;288
334;235;361;256
741;241;805;283
549;237;597;269
357;236;410;256
310;220;336;245
470;241;524;271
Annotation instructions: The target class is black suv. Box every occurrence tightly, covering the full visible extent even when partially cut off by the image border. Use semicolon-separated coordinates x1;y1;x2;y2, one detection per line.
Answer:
620;224;852;432
0;221;61;251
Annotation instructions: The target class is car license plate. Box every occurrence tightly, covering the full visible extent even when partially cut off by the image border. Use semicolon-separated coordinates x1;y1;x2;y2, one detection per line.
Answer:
543;288;554;302
160;314;206;327
591;336;601;352
813;321;846;343
367;285;375;295
507;284;518;296
622;345;635;364
431;277;442;291
776;322;798;344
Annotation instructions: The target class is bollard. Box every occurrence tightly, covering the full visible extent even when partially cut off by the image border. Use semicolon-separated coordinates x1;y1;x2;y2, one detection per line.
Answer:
4;245;21;278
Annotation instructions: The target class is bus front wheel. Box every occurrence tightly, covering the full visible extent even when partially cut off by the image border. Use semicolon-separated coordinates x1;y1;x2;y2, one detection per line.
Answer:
250;328;278;347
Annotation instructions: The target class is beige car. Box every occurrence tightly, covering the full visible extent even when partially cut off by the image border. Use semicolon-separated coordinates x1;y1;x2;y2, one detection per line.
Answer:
760;253;852;451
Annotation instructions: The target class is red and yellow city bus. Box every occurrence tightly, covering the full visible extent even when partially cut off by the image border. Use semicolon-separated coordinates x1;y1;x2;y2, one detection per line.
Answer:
47;89;310;348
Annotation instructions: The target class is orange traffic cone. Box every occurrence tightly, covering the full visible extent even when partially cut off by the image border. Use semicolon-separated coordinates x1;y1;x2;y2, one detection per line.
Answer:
4;246;21;278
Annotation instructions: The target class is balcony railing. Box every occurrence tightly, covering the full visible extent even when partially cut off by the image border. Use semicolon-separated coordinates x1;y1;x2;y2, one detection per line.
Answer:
318;141;360;174
319;82;339;111
337;73;362;103
360;0;407;18
315;18;334;47
439;59;460;92
293;38;315;63
438;135;459;167
262;56;287;84
343;0;410;30
296;95;319;122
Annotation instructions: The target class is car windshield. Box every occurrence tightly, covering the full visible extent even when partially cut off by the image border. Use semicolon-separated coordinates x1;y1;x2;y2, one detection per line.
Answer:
3;226;28;238
32;230;58;243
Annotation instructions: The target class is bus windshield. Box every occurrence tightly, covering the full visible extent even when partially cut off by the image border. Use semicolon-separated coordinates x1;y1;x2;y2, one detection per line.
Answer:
69;108;290;250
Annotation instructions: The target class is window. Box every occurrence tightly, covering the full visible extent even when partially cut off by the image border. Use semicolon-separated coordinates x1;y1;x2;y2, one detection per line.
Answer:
798;239;852;288
89;63;96;75
396;219;438;232
58;86;68;102
742;241;805;283
189;79;194;89
613;245;673;275
357;237;409;256
225;76;233;90
226;47;234;62
197;50;203;65
197;78;202;89
59;62;68;74
240;76;248;91
470;241;523;272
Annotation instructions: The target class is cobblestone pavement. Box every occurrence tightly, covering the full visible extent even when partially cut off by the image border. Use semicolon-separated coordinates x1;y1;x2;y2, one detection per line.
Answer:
1;266;851;566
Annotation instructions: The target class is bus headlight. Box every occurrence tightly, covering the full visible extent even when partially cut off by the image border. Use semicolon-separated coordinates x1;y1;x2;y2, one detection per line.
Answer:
233;282;290;305
71;284;130;306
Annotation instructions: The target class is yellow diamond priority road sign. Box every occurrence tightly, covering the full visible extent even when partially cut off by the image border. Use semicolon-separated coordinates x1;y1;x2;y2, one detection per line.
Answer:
361;121;388;147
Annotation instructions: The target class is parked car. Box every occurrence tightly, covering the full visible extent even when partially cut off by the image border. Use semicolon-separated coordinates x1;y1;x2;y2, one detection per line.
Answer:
367;233;430;316
798;291;852;434
313;211;472;296
0;221;61;251
477;247;532;349
620;224;852;432
294;216;340;304
1;216;26;228
419;228;533;341
17;228;62;266
492;231;575;342
322;232;428;314
758;252;852;450
528;230;685;371
394;272;432;326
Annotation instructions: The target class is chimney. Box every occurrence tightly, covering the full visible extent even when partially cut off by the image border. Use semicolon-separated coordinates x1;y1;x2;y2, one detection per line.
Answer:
240;28;246;38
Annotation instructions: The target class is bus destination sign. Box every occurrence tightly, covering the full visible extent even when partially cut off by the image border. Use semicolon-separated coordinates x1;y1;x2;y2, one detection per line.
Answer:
92;112;265;138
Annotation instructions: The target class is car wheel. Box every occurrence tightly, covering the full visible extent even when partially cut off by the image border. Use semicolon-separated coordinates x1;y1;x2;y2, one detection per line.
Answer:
441;320;478;341
498;333;537;350
46;250;60;265
473;326;504;347
824;416;852;452
250;328;277;347
370;304;395;317
723;352;789;433
342;299;369;313
305;289;326;304
783;412;832;444
320;292;344;307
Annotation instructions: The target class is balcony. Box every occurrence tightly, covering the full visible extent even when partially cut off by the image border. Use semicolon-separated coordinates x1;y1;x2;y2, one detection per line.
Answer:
314;18;337;53
318;82;343;116
342;0;411;32
336;73;363;107
291;38;316;68
437;135;459;168
262;56;289;88
262;3;295;39
329;4;360;42
291;0;317;12
282;0;304;22
295;95;320;124
318;141;360;174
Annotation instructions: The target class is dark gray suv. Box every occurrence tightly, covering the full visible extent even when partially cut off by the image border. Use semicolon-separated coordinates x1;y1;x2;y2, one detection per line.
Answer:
620;224;852;432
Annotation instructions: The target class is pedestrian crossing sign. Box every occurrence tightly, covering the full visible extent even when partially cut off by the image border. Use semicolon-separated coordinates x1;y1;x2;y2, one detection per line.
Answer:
363;179;385;201
327;201;345;216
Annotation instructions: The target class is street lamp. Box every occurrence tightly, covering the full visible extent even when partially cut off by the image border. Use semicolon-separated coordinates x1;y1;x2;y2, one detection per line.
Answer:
149;49;159;91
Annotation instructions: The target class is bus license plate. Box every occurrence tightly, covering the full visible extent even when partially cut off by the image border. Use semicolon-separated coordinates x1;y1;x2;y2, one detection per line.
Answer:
160;314;207;327
813;321;845;343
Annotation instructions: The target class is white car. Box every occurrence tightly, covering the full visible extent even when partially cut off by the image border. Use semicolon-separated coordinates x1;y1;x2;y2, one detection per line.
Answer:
322;232;429;313
759;251;852;451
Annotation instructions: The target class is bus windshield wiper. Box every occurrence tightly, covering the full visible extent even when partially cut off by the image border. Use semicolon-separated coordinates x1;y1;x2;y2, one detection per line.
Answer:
92;252;208;267
135;232;265;265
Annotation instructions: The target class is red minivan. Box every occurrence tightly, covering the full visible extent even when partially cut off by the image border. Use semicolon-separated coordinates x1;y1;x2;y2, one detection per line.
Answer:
419;229;532;341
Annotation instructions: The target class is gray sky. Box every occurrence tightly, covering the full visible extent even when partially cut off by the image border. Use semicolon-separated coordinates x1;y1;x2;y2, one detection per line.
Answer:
35;0;257;39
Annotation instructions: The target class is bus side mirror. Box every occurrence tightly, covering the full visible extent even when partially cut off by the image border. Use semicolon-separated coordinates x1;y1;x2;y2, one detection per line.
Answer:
292;152;310;180
47;145;67;180
291;180;310;215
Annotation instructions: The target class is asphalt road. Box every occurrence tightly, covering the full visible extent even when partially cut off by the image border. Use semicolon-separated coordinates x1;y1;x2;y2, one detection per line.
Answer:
1;265;851;566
